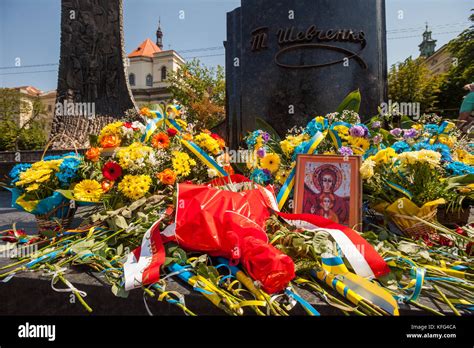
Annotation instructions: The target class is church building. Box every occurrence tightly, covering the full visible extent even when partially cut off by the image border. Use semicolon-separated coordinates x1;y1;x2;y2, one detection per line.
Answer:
127;21;185;106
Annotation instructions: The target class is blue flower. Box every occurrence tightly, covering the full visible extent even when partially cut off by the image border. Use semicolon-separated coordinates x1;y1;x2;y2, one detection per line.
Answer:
56;155;82;187
391;141;411;154
250;168;271;185
9;163;32;184
246;131;261;148
413;142;452;162
445;161;474;176
423;124;440;134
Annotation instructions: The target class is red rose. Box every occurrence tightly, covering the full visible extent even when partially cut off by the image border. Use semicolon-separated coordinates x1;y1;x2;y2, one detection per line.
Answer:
102;161;123;181
124;122;132;128
167;128;178;137
455;227;467;236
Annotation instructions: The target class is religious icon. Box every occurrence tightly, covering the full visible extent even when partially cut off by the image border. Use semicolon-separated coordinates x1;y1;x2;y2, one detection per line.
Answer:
293;155;362;228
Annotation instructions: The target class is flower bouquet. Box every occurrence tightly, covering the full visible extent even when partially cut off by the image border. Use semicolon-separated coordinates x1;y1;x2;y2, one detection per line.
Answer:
5;150;82;234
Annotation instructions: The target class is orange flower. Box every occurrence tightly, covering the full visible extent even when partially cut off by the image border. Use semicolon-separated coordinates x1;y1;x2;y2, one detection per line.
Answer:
151;132;170;149
100;134;121;148
157;169;177;185
86;147;101;162
101;180;114;193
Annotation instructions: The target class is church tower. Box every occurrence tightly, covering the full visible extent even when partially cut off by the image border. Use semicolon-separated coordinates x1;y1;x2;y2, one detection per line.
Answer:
156;18;163;49
419;23;437;57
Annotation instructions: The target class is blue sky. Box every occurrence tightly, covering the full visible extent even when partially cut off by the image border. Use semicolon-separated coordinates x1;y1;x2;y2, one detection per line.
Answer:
0;0;472;91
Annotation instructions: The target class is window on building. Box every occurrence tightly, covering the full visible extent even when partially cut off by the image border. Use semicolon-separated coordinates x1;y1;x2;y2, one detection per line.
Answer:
129;73;135;86
161;66;167;81
146;74;153;87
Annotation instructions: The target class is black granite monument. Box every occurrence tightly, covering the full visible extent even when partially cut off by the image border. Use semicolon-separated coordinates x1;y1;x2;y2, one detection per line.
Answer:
225;0;387;148
51;0;136;148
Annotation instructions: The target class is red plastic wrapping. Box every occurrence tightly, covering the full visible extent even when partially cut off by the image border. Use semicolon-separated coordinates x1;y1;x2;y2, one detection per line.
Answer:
175;175;295;293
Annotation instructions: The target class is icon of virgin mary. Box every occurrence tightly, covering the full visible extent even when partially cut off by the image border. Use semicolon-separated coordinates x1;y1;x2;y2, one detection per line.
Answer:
302;164;350;225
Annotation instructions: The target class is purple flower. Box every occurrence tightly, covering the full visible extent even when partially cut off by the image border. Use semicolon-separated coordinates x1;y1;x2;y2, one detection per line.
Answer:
262;168;272;176
338;146;353;156
371;121;381;129
390;128;402;137
403;128;418;139
373;134;383;144
256;147;266;158
261;132;270;142
349;125;366;138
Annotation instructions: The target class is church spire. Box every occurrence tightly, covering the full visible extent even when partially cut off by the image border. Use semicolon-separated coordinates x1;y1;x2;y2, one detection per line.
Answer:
156;18;163;49
419;22;437;57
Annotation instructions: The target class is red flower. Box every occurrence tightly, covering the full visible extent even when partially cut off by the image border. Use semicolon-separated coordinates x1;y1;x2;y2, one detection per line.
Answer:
167;128;178;137
102;161;122;181
438;236;453;247
455;227;467;236
124;122;133;128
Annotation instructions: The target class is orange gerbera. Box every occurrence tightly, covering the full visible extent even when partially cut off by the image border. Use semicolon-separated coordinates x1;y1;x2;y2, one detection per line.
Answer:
100;134;121;148
139;107;153;118
151;132;170;149
157;168;177;185
182;133;193;141
86;147;101;162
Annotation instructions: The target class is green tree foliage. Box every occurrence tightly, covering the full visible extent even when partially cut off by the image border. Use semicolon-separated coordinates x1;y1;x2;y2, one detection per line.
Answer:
167;59;225;129
388;56;443;114
0;88;47;151
436;9;474;117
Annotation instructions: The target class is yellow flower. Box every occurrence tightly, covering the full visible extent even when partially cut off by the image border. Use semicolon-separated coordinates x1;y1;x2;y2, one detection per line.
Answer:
360;159;376;179
333;125;349;136
276;169;290;185
172;151;197;177
16;168;53;186
260;153;281;173
116;142;154;170
412;124;423;131
98;122;124;143
397;150;441;168
73;180;103;202
118;175;152;200
176;119;188;129
25;183;40;192
280;140;295;157
436;135;455;148
194;133;220;155
454;149;474;165
347;136;370;155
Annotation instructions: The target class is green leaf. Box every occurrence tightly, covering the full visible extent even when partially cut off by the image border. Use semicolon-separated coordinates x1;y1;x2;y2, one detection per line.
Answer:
336;89;361;113
128;197;147;212
256;117;281;142
114;216;129;230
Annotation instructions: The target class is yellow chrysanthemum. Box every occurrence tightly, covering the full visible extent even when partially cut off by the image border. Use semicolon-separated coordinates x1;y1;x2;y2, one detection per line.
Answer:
276;169;290;185
360;159;376;179
116;142;154;170
25;183;40;192
397;150;441;168
73;180;103;202
16;169;53;186
280;139;295;157
118;175;152;200
172;151;197;177
175;119;188;129
454;149;474;165
98;122;124;142
260;153;281;173
194;133;220;155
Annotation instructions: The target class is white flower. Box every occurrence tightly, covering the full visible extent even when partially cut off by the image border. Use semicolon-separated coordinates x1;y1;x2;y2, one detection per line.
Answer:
207;168;218;178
